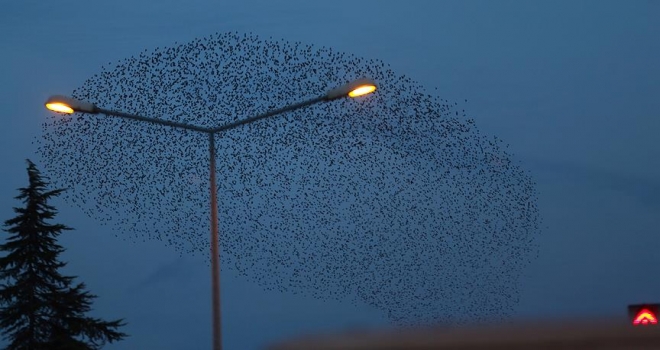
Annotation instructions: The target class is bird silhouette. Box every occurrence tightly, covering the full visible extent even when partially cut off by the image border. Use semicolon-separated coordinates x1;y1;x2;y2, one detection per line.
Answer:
37;31;542;326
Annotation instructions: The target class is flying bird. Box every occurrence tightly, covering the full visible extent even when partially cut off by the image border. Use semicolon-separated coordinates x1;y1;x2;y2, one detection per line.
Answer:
38;31;541;326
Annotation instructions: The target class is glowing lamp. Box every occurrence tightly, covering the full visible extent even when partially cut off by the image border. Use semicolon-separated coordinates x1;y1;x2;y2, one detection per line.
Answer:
44;95;98;114
45;102;74;114
348;84;377;98
326;78;377;100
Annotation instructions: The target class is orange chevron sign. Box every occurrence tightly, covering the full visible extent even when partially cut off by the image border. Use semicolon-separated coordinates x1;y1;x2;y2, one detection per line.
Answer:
633;309;658;325
629;304;659;326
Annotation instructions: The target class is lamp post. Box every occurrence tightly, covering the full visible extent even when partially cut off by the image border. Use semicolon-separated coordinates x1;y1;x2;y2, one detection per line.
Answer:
45;78;377;350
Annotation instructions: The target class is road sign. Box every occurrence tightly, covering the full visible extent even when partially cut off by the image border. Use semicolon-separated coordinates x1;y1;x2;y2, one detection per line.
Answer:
629;304;659;326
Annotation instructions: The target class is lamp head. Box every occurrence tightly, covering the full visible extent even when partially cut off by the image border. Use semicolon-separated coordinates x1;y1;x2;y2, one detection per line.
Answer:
45;95;98;114
325;78;377;101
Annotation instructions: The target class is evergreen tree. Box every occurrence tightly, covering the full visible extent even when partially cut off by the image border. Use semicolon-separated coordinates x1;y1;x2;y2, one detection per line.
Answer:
0;160;126;349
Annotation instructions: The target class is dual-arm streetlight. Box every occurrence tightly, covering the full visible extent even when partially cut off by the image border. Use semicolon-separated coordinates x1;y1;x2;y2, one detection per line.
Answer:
44;78;377;350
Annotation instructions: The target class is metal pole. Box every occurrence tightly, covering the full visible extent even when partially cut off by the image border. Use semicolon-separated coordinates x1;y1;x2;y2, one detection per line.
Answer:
212;96;326;133
96;107;213;133
65;93;351;350
209;132;222;350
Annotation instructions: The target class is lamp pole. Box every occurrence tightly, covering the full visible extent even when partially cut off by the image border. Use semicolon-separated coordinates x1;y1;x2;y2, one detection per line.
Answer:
45;78;377;350
208;132;221;349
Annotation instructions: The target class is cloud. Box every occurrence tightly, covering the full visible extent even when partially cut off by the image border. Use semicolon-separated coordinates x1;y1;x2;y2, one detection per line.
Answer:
128;256;197;293
521;156;660;209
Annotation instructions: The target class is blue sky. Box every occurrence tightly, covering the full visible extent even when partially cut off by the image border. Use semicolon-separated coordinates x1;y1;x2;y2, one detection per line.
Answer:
1;0;659;349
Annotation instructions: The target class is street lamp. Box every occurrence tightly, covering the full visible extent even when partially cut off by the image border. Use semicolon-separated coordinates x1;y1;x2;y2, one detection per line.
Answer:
44;78;377;350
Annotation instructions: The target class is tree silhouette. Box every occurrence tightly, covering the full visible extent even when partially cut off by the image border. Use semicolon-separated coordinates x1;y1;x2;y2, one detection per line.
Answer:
0;160;126;350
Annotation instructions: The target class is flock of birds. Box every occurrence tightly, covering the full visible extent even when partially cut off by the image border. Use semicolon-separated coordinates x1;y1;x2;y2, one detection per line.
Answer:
38;31;542;325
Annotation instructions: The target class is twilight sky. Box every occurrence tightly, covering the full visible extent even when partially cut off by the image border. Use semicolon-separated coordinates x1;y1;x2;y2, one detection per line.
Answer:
1;1;659;349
